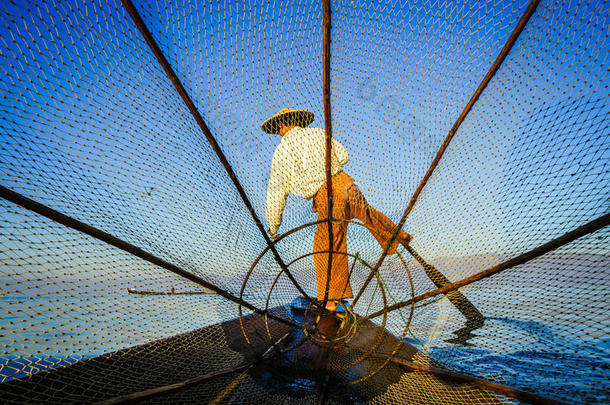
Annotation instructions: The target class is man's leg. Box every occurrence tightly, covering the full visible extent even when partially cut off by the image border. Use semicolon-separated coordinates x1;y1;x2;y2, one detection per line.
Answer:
346;184;411;255
313;173;352;305
313;220;350;301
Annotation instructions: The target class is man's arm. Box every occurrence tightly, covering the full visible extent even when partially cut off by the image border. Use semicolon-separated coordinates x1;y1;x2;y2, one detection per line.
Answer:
332;137;349;166
266;149;291;237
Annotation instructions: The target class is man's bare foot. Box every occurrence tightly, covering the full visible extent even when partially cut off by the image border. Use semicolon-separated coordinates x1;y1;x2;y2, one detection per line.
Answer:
385;233;413;255
325;300;338;312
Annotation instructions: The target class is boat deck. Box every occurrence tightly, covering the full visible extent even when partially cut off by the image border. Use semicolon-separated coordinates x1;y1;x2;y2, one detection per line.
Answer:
0;303;506;404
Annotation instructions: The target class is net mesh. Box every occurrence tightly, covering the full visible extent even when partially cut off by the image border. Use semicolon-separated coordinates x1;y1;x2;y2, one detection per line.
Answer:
0;0;608;404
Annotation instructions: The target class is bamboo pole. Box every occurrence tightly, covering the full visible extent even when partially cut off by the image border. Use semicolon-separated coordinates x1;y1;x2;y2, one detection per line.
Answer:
364;212;610;321
0;185;298;329
97;332;293;404
321;0;335;309
350;0;542;309
389;357;566;405
342;343;566;405
120;0;311;302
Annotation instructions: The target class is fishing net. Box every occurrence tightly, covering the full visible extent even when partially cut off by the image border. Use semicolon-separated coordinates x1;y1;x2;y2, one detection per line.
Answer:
0;0;608;404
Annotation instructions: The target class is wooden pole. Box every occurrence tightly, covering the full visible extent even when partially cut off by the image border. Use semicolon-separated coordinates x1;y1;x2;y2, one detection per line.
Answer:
98;332;293;404
390;357;566;405
350;0;542;309
321;0;334;309
364;212;610;320
343;342;566;405
0;185;298;329
121;0;311;302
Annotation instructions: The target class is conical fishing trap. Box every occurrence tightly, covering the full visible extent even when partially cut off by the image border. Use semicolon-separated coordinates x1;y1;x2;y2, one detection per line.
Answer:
0;0;608;404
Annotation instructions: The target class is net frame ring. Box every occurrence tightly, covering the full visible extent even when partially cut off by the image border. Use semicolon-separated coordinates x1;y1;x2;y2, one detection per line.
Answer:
264;249;386;347
238;219;415;383
238;220;326;345
258;241;393;374
238;219;383;346
258;222;415;382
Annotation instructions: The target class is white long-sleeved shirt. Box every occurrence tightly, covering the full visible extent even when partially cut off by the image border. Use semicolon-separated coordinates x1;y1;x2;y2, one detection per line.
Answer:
266;127;349;235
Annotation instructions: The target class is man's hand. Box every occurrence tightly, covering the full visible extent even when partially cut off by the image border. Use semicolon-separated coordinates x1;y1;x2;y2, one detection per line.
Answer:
268;229;278;239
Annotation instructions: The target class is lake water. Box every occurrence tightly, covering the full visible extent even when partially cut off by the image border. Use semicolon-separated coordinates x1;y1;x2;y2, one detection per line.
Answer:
1;287;608;404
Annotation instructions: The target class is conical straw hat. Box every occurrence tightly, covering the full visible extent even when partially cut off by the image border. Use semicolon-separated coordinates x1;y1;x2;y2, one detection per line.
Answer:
261;108;314;134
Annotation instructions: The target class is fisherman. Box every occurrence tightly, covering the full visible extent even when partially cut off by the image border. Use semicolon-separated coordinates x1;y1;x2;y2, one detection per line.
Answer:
263;108;412;312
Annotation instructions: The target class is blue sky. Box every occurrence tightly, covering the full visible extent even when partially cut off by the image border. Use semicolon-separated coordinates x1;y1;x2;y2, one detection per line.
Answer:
0;0;608;295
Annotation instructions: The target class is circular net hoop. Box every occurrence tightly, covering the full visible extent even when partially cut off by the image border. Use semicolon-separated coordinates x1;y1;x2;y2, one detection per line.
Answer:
0;0;608;404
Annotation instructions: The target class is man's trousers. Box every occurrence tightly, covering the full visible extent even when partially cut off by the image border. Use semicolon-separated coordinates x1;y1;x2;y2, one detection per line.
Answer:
312;171;410;301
